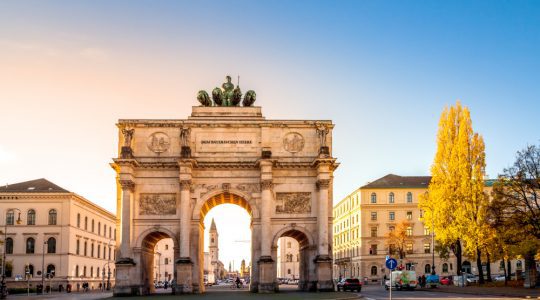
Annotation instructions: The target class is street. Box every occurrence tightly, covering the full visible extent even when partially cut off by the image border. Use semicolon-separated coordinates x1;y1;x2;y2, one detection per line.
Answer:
359;285;525;300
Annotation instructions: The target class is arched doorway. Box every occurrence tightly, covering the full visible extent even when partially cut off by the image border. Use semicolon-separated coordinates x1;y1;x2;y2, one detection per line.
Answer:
138;231;177;295
272;227;316;291
462;261;472;274
193;191;255;293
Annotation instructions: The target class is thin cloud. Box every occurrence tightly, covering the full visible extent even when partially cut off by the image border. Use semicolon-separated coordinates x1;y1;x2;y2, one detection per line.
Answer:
80;47;109;61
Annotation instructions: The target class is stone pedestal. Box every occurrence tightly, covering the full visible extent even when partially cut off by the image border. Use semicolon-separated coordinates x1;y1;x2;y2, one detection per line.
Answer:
257;256;276;293
314;255;334;292
175;258;193;294
113;260;140;296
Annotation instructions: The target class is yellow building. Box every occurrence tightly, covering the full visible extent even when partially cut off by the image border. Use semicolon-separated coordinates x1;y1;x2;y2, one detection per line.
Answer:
0;179;116;291
333;174;524;283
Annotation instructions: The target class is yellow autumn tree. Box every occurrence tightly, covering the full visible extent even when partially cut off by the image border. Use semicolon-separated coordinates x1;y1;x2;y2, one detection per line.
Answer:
419;101;487;283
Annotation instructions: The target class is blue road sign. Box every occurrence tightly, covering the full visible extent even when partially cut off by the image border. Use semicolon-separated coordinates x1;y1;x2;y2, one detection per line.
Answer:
385;258;398;270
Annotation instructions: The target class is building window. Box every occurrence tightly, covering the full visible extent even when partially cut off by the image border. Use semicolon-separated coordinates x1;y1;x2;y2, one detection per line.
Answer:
84;217;88;230
97;245;101;258
516;260;523;270
406;211;412;220
406;243;413;254
407;192;413;203
84;241;87;256
77;213;81;227
389;212;395;221
6;238;13;254
371;212;377;221
370;244;378;255
424;226;430;236
406;226;413;236
26;237;35;254
371;227;377;237
109;227;112;238
91;219;94;232
287;269;291;275
91;243;94;257
103;224;106;237
287;242;291;248
83;266;87;277
108;247;111;260
90;266;93;278
47;237;56;253
98;222;101;235
27;264;34;277
389;226;395;232
97;267;100;278
389;192;394;203
48;209;57;225
6;211;14;225
370;193;377;203
424;243;430;254
371;266;378;276
425;264;431;274
46;264;55;277
442;263;449;273
76;240;80;255
165;244;169;250
27;209;36;225
75;265;79;277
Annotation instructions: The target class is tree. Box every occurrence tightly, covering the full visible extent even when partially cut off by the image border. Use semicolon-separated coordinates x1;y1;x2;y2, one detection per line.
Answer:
419;101;488;283
491;144;540;288
386;220;413;261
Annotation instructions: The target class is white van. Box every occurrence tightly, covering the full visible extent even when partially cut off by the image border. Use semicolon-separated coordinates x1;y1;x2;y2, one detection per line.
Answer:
385;270;418;290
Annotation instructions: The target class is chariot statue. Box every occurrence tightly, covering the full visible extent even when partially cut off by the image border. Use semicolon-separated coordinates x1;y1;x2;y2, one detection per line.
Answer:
197;76;257;107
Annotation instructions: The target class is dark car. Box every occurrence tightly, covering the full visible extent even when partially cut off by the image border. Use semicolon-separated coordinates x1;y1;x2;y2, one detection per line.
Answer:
337;278;362;292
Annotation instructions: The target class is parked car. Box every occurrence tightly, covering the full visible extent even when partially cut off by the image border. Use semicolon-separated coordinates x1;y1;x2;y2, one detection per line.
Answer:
385;270;417;290
493;274;506;282
337;278;362;292
440;276;452;285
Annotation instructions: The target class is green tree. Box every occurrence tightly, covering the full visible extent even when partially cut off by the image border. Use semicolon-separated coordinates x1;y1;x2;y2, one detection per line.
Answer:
420;101;487;283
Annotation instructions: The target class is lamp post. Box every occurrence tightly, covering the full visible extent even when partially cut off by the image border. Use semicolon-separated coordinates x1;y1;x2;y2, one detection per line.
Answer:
431;216;436;275
41;240;48;293
0;208;21;299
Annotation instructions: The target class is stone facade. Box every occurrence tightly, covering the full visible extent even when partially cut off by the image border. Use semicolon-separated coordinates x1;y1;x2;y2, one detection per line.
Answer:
112;106;338;295
277;237;300;280
0;179;116;291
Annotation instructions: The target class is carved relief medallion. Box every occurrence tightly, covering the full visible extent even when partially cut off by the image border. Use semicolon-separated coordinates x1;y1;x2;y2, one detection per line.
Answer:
283;132;305;153
275;192;311;214
147;132;170;153
139;193;176;215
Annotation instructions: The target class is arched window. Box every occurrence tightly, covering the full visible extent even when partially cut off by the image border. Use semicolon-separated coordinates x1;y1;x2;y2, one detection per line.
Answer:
76;240;80;255
84;241;87;256
46;264;55;277
26;237;35;254
48;209;57;225
27;209;36;225
97;267;100;278
90;266;94;278
370;193;377;203
6;211;14;225
91;219;94;232
109;227;112;238
407;192;413;203
425;264;431;274
442;263;449;273
77;213;81;227
91;243;94;257
108;247;111;260
6;238;13;254
75;265;79;277
27;264;34;277
370;266;378;276
98;222;101;235
84;217;88;230
389;192;395;203
287;269;291;274
97;245;101;258
516;260;523;270
83;266;87;277
47;237;56;253
103;224;106;237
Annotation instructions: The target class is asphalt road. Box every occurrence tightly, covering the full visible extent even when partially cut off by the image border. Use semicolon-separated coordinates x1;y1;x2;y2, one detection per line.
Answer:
359;285;524;300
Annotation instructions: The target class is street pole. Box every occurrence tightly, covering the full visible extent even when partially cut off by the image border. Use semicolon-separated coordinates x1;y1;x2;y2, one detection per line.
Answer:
106;239;113;290
41;241;47;293
431;219;435;274
0;209;20;299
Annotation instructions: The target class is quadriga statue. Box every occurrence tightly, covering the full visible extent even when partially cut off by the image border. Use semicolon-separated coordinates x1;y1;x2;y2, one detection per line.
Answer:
212;88;223;106
243;90;256;107
231;86;242;106
197;90;212;106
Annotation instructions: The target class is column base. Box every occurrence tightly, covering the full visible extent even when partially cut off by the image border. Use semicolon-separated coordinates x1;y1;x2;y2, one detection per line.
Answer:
113;259;141;296
257;256;276;293
175;257;193;294
315;255;334;292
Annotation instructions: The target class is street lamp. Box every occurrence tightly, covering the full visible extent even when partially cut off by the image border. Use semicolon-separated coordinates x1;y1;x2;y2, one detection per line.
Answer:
41;240;48;293
102;239;113;291
0;208;21;299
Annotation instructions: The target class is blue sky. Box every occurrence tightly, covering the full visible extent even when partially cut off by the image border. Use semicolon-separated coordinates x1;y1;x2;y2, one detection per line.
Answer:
1;0;539;268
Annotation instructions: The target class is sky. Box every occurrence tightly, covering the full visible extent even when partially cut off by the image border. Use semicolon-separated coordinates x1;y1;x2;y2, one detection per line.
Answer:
1;1;539;269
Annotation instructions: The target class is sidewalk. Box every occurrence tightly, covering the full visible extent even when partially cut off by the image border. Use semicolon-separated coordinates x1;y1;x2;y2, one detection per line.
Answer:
9;290;112;300
418;284;540;298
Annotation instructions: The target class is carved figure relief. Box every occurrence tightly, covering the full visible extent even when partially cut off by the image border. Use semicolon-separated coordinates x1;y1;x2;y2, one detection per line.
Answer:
121;128;135;147
139;194;176;215
147;132;170;153
283;132;305;153
180;126;191;147
275;192;311;214
235;183;261;194
315;122;329;147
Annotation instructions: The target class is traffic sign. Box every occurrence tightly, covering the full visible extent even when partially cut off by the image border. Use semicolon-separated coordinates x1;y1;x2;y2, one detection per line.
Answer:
385;258;398;270
385;255;390;261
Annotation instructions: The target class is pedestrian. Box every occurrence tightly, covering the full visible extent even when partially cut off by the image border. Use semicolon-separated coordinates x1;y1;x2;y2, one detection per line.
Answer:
235;276;241;288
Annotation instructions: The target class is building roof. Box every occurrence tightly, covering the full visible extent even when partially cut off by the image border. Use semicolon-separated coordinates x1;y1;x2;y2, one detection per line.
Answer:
0;178;70;193
361;174;432;189
210;218;217;231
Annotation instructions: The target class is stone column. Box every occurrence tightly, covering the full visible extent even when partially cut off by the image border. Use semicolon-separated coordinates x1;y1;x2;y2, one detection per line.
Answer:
119;180;135;259
314;159;334;292
176;159;195;294
179;180;191;258
258;160;275;293
316;179;330;257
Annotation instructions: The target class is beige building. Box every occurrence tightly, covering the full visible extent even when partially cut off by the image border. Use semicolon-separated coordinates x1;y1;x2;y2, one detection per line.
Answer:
277;237;300;280
154;239;174;282
333;174;525;283
0;179;116;290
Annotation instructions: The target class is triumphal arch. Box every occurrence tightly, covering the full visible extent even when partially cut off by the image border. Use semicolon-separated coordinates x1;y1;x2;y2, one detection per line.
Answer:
111;78;339;296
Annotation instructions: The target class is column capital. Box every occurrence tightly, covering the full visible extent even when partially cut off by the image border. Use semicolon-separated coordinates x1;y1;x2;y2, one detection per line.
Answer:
316;179;330;190
119;180;135;191
260;179;273;191
179;180;192;191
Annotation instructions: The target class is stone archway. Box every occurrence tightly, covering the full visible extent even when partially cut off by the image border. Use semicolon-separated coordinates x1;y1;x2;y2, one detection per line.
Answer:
112;105;338;296
272;226;316;291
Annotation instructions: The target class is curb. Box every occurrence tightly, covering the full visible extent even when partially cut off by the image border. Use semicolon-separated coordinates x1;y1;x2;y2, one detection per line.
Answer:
417;287;540;298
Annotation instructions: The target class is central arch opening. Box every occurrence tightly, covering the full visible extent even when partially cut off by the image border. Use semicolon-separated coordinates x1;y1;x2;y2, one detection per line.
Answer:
140;231;176;295
274;228;314;292
199;192;253;293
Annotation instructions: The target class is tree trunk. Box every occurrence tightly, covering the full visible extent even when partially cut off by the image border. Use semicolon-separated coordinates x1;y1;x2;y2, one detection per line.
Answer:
453;239;463;275
524;251;538;288
476;247;485;284
502;258;508;286
507;260;512;281
486;252;492;282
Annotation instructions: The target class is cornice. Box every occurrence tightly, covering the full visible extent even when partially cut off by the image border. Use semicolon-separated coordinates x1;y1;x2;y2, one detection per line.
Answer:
196;162;257;169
